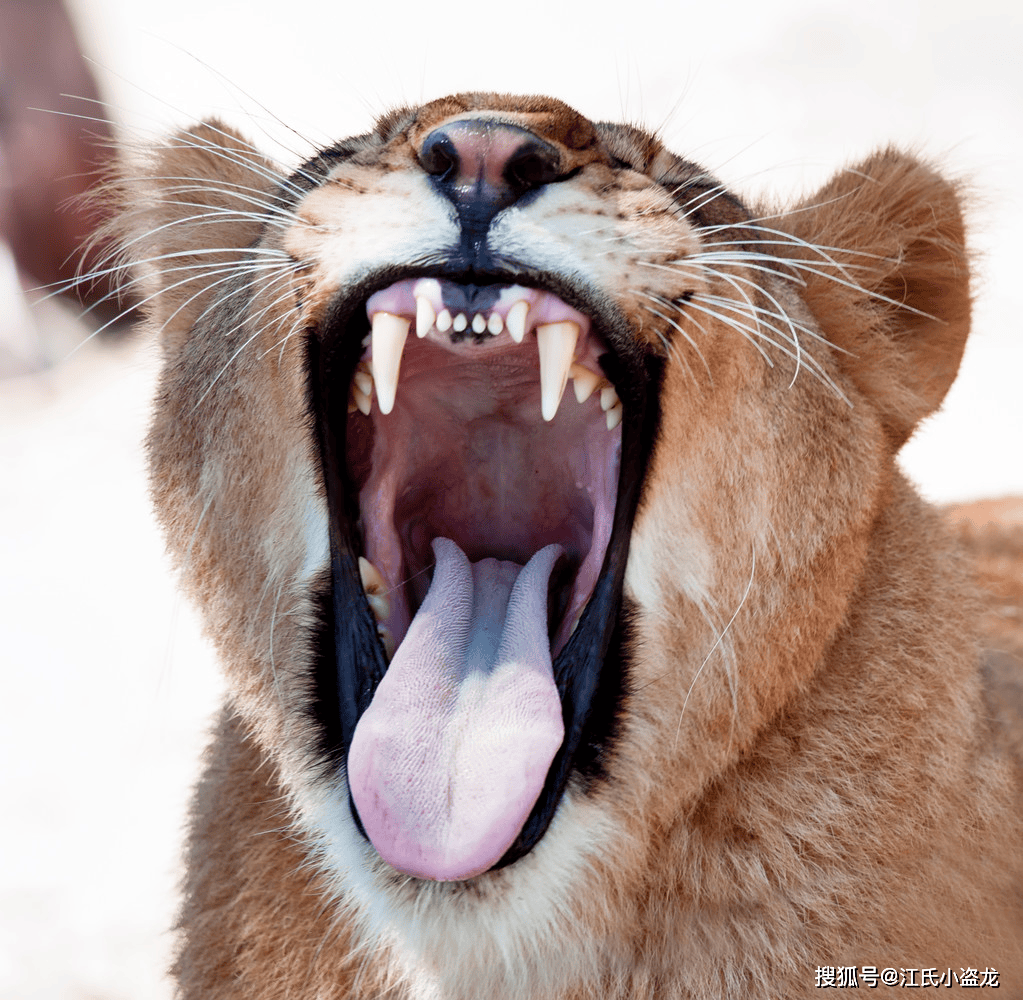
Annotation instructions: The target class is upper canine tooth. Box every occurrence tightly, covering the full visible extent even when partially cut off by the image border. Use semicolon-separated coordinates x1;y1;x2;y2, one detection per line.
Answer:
600;385;620;412
370;312;410;415
471;313;487;334
536;321;580;422
506;300;529;343
570;363;600;403
415;296;435;339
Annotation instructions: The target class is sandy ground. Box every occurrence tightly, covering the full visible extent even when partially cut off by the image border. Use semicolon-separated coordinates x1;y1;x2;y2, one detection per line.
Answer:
1;1;1020;997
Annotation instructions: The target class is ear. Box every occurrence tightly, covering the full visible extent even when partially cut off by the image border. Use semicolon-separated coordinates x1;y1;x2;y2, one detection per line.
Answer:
778;149;971;448
106;120;281;352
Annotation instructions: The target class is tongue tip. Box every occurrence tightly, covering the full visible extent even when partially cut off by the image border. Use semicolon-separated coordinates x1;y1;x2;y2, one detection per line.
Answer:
376;837;509;883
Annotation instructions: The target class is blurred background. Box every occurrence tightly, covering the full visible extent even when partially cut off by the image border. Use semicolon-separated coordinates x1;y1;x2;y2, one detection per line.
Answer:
1;1;1020;997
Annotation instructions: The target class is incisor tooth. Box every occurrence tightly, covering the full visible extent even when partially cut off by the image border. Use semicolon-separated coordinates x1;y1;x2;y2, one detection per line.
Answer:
437;309;453;333
570;363;600;403
536;321;580;422
506;300;529;343
453;312;468;333
472;313;487;334
415;296;435;338
600;385;620;412
606;403;623;430
488;312;503;335
370;312;410;415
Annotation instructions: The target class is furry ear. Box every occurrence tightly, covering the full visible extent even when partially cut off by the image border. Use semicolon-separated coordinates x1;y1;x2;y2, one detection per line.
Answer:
107;120;281;353
779;150;971;448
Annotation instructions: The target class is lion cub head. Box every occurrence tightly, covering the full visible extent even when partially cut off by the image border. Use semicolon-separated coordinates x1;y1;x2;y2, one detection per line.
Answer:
111;93;1003;992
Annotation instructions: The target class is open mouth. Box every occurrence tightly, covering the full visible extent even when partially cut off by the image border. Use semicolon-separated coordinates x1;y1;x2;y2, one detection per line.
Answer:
308;272;653;882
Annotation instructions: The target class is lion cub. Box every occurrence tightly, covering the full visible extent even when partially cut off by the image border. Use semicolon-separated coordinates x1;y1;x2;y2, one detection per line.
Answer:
108;93;1022;997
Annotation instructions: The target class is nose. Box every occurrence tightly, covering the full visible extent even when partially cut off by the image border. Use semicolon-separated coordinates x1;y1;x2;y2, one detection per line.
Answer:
418;119;564;230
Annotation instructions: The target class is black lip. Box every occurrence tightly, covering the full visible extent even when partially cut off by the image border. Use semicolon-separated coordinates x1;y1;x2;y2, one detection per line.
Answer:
306;266;662;873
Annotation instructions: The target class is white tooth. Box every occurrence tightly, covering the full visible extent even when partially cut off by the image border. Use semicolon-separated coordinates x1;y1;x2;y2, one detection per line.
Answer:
600;385;620;412
437;309;453;333
367;592;391;622
570;363;600;403
453;312;468;333
487;312;503;335
353;369;373;397
370;312;410;415
353;387;372;416
506;300;529;343
415;295;435;338
536;321;580;422
378;625;396;661
472;313;487;334
359;556;386;594
606;402;623;430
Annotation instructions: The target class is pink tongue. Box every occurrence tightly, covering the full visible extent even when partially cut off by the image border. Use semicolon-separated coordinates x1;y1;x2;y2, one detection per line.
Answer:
347;537;565;881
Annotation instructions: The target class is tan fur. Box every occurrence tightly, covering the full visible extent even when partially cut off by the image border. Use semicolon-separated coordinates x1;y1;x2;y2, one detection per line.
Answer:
106;95;1023;998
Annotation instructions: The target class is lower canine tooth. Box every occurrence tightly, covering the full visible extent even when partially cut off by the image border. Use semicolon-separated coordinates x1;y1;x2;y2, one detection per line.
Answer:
358;555;390;615
378;625;396;661
536;321;580;422
370;312;410;415
367;592;390;622
359;556;386;595
606;402;623;430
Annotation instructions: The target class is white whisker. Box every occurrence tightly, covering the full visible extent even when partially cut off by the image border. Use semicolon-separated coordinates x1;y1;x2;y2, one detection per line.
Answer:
674;543;756;750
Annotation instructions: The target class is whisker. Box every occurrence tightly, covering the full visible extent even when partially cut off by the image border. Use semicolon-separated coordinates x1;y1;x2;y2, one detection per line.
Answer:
637;291;712;383
674;543;756;750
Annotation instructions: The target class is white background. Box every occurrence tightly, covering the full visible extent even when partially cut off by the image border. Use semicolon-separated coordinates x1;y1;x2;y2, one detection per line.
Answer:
2;1;1020;997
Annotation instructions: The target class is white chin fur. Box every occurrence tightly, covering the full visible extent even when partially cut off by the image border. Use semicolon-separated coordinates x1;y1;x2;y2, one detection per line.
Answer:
292;772;616;999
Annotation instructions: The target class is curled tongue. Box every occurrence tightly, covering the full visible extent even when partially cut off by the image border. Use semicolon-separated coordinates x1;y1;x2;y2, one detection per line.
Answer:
347;538;565;881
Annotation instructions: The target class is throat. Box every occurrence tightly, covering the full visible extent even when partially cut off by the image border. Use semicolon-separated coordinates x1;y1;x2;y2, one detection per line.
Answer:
346;331;620;659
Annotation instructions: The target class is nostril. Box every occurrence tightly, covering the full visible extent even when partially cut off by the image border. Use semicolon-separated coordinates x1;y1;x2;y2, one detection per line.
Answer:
417;119;564;208
419;133;459;180
506;148;561;193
